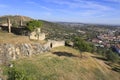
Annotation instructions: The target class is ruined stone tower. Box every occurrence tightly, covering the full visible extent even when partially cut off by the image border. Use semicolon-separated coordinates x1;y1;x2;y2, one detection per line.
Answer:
20;16;23;26
7;18;11;33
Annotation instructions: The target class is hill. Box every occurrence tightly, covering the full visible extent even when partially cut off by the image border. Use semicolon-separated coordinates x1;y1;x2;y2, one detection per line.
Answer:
0;15;77;40
0;15;33;26
0;15;32;23
0;15;120;80
3;46;120;80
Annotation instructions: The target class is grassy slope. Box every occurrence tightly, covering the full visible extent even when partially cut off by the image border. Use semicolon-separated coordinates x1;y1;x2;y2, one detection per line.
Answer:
5;46;120;80
0;31;46;44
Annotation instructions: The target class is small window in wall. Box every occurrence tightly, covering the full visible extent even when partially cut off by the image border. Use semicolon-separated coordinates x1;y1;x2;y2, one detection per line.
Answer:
50;43;52;48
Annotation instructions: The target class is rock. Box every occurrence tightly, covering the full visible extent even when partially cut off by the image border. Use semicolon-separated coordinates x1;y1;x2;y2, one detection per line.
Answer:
32;43;42;54
15;47;20;55
0;78;2;80
38;33;45;40
65;41;74;47
8;63;13;68
19;43;33;57
29;32;37;40
0;68;3;80
0;43;51;64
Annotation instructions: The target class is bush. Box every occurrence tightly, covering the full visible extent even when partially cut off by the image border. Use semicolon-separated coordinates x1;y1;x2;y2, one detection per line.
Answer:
74;37;93;52
73;37;94;58
7;67;28;80
26;20;42;32
106;50;119;62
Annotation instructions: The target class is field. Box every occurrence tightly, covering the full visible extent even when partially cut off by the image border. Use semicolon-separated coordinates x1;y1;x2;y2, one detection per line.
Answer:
3;46;120;80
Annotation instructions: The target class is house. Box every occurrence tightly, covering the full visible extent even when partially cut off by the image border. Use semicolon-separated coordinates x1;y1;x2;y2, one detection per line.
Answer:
92;38;102;44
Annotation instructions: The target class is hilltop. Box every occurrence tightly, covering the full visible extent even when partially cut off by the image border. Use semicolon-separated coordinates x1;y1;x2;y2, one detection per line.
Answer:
0;15;32;25
0;15;76;40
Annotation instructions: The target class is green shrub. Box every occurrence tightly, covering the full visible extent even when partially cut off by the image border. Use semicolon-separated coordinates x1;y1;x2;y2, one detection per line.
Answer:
106;50;119;62
26;20;42;32
7;67;28;80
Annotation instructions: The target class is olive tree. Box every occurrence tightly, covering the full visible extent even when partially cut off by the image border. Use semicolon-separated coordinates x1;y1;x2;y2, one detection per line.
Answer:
74;37;92;58
26;20;42;32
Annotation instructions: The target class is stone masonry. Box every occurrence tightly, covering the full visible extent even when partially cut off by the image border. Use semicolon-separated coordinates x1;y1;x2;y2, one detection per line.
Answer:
0;43;50;64
29;28;45;40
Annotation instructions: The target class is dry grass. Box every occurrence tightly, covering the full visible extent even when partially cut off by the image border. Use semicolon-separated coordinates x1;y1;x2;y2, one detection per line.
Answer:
0;31;46;44
4;46;120;80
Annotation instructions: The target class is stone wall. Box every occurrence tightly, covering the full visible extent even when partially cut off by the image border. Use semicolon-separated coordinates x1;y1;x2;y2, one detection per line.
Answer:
1;23;12;26
29;28;45;40
29;32;45;40
0;40;65;65
0;43;50;64
47;40;65;48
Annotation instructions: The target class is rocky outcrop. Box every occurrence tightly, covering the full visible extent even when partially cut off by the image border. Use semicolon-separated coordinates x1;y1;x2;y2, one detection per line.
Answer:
0;43;50;64
0;40;65;65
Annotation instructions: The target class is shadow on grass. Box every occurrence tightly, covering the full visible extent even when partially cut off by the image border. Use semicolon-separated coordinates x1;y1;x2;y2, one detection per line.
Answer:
106;62;120;73
112;67;120;73
53;52;78;57
91;56;108;61
91;55;120;73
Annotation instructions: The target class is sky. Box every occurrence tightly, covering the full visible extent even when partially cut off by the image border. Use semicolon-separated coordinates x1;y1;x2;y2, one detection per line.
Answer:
0;0;120;25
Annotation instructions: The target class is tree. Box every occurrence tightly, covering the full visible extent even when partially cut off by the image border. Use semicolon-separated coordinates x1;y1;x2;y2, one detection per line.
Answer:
26;20;43;32
74;37;92;58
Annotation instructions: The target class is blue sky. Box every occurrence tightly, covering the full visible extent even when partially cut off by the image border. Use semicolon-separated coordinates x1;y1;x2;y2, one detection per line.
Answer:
0;0;120;25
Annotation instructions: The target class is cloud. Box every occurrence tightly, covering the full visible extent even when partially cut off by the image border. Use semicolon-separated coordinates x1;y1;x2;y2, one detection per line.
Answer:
25;1;36;5
45;0;113;11
25;0;117;20
104;0;120;3
83;2;113;11
25;1;52;11
44;0;114;18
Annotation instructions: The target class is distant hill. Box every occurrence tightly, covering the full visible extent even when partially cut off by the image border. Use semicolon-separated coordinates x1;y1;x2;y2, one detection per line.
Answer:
0;15;33;26
56;22;87;27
